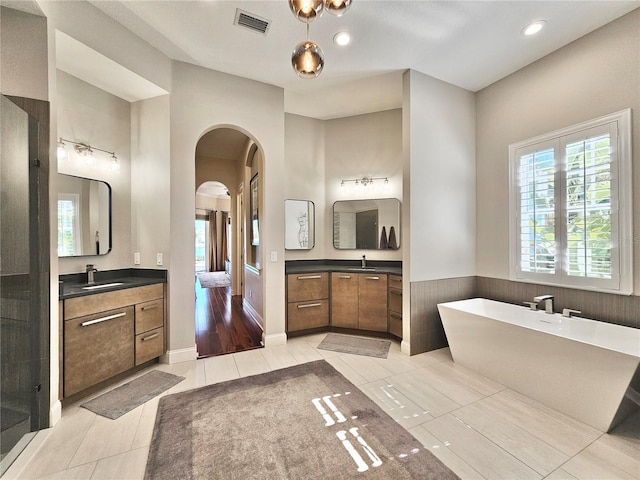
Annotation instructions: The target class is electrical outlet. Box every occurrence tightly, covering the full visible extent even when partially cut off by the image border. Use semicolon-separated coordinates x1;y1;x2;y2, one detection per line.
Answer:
156;253;163;266
134;252;140;265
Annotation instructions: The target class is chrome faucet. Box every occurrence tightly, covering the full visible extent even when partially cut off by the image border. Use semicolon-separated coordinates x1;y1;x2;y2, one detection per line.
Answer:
533;295;554;314
562;308;581;318
86;264;98;285
361;255;366;268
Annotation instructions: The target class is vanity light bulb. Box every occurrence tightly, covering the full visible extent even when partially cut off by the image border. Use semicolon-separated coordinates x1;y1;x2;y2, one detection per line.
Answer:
57;142;67;162
84;150;96;168
110;155;120;174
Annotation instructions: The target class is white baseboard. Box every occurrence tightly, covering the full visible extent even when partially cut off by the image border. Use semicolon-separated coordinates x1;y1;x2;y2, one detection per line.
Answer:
242;299;263;330
264;332;287;347
160;346;198;364
49;400;62;426
401;339;411;356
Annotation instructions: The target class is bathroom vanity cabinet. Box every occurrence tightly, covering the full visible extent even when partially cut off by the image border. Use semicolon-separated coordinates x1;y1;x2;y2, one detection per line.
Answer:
62;283;165;398
287;265;401;336
331;272;388;331
286;273;330;332
388;275;402;337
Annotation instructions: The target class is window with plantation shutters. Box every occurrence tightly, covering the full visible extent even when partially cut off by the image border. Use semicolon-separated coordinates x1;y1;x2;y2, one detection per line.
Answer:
509;110;632;294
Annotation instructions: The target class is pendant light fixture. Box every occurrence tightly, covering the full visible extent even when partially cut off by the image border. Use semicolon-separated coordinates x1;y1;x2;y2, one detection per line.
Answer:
289;0;352;79
291;23;324;78
325;0;352;17
288;0;325;23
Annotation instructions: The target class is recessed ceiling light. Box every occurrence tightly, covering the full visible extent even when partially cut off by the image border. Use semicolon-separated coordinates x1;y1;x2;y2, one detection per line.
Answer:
333;31;351;46
522;20;547;36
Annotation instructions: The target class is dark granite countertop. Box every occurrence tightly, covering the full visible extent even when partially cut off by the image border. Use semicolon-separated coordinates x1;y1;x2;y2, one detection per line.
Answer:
285;260;402;276
59;268;167;300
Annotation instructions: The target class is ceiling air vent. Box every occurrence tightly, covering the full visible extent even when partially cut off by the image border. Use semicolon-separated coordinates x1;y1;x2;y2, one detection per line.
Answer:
234;9;271;35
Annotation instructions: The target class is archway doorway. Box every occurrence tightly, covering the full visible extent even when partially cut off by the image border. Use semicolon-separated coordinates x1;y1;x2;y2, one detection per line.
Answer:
194;127;263;357
195;181;231;278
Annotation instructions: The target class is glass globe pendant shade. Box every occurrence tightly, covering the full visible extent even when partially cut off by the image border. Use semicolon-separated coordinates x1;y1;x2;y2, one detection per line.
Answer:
289;0;324;23
325;0;352;17
291;40;325;78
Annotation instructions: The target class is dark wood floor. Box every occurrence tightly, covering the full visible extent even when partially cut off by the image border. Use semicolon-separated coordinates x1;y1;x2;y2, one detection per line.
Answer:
195;280;263;358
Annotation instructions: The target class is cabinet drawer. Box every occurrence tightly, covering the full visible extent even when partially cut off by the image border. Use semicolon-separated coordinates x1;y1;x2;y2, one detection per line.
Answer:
287;273;329;302
135;327;164;365
135;299;164;334
389;287;402;313
64;306;134;397
388;275;402;291
287;299;329;331
65;283;164;319
389;311;402;338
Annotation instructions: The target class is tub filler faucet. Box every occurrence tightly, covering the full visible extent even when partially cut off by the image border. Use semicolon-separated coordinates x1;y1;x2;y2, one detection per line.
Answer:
533;295;554;314
86;264;98;285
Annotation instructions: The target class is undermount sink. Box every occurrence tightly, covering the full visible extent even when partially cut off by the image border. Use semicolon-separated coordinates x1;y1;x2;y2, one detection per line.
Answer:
81;282;125;290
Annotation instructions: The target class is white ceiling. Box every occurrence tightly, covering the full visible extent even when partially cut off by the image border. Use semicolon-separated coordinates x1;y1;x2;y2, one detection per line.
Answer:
79;0;637;119
197;181;230;198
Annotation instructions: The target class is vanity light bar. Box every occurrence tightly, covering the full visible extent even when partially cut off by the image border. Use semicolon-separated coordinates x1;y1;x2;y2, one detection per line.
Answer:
58;137;117;162
340;176;388;187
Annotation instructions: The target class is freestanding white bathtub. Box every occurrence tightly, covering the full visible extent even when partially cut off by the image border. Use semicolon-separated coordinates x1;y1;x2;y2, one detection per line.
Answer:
438;298;640;432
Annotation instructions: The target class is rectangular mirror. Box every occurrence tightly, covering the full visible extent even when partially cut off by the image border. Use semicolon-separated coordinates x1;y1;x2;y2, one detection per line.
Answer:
333;198;400;250
285;199;315;250
57;174;112;257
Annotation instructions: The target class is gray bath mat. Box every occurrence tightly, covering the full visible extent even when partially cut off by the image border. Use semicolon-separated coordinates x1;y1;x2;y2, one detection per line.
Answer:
317;333;392;358
81;370;184;420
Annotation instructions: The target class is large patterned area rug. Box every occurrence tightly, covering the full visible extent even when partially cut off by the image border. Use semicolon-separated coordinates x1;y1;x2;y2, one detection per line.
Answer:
145;360;459;480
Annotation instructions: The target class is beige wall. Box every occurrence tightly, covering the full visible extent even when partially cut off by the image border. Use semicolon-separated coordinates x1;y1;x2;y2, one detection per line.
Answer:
325;109;403;261
0;6;48;100
402;70;476;355
131;95;171;269
476;9;640;295
404;70;477;283
56;70;132;274
284;114;326;259
169;61;286;356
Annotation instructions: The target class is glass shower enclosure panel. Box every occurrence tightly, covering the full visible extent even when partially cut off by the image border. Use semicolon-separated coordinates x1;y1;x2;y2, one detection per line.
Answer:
1;94;49;474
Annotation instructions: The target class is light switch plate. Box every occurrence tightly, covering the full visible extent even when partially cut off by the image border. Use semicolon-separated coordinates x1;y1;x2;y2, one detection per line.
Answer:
156;253;163;266
134;252;140;265
270;251;277;262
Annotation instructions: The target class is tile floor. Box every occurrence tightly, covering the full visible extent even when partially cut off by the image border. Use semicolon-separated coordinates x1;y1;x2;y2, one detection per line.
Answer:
5;334;639;480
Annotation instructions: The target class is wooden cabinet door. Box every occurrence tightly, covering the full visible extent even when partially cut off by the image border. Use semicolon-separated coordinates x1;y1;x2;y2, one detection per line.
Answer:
64;306;134;397
330;273;359;328
358;274;388;331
